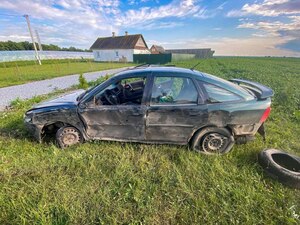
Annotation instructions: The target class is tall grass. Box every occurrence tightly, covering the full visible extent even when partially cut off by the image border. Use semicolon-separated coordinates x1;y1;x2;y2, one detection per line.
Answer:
0;57;299;224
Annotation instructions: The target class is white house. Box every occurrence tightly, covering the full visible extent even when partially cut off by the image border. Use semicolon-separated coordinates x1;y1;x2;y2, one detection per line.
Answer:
90;32;150;62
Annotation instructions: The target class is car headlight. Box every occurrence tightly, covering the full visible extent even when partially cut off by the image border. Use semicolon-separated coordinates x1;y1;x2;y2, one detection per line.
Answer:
24;116;32;123
24;110;34;123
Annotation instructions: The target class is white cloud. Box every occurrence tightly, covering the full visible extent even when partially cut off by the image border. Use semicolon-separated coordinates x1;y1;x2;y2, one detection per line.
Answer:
226;0;300;55
0;0;210;47
115;0;202;27
1;0;298;56
227;0;300;17
0;0;121;30
238;20;298;33
226;10;247;17
237;15;300;41
150;36;299;57
0;0;121;47
142;21;184;30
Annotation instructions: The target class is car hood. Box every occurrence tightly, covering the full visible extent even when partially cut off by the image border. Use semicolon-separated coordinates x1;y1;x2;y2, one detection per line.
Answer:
31;89;85;110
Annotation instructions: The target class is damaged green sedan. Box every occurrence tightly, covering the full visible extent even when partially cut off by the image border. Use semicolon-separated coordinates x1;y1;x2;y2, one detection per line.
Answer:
24;65;273;154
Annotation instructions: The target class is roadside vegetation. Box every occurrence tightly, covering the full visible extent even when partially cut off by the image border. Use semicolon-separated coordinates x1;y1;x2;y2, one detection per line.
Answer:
0;59;132;88
0;57;299;224
0;40;90;52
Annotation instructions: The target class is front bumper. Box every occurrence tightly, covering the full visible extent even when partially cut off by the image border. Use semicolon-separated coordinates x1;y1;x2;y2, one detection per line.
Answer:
24;121;42;142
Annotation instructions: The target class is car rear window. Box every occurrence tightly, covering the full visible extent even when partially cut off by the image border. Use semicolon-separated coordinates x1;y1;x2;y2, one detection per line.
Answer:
200;72;254;97
202;83;242;103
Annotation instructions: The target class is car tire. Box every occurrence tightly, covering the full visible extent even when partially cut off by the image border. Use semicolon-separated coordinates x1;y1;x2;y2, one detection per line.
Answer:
258;149;300;189
191;127;235;154
56;126;83;148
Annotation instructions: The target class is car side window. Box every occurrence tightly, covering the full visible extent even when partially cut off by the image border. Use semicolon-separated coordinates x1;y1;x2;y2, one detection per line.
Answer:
202;83;241;103
93;77;146;105
151;76;198;105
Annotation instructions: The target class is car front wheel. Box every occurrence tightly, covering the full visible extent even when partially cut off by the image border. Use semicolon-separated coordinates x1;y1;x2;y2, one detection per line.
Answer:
191;127;234;154
56;126;82;148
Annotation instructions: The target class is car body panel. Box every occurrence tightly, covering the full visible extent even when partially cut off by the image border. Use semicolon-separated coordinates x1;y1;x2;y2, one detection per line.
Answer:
79;104;146;140
25;90;87;141
146;104;208;143
24;66;273;145
31;90;85;110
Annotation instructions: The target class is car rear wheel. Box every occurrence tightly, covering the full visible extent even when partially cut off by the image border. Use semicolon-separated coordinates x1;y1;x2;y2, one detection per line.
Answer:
56;126;82;148
191;127;234;154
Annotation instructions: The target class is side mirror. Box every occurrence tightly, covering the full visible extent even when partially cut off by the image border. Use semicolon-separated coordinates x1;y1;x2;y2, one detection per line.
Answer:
78;102;87;109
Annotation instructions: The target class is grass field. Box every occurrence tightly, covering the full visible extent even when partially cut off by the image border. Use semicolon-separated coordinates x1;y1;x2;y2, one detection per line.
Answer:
0;59;132;88
0;57;300;224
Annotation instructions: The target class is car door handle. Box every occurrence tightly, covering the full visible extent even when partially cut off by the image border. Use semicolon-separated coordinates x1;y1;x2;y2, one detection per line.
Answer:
132;112;142;116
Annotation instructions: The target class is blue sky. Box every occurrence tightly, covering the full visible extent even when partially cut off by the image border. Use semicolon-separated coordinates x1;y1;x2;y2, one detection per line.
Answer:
0;0;299;56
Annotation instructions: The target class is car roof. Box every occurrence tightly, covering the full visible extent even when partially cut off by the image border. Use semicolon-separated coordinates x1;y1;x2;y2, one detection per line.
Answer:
114;65;202;78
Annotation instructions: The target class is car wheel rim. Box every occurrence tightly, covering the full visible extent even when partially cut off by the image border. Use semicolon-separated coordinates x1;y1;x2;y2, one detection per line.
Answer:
202;133;228;153
60;128;81;147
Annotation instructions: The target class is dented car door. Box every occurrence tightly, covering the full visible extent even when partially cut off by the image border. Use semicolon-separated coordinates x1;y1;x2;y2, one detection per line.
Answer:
79;104;146;140
78;73;151;141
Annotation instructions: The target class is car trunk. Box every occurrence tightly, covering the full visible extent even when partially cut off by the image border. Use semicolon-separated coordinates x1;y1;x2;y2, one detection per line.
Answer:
229;79;274;100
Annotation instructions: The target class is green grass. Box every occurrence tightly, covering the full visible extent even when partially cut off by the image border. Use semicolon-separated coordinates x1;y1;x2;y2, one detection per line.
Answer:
0;57;300;224
0;59;133;88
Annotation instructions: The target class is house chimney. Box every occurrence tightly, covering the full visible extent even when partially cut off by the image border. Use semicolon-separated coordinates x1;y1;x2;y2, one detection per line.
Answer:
125;31;128;36
112;32;115;37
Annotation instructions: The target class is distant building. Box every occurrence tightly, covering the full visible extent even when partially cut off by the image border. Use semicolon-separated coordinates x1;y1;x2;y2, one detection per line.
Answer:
90;32;150;62
165;48;215;58
150;45;165;54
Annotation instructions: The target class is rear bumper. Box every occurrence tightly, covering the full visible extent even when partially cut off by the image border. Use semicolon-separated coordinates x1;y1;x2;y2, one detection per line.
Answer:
229;123;262;136
230;122;266;143
257;123;266;140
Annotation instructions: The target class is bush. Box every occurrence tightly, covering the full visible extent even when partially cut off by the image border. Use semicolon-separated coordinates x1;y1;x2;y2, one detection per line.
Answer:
88;74;111;87
78;73;88;90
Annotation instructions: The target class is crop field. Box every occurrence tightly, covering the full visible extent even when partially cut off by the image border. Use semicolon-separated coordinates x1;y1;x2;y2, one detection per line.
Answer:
0;59;132;88
0;57;299;224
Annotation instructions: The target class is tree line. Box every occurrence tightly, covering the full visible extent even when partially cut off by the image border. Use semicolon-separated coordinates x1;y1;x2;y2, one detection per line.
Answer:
0;41;91;52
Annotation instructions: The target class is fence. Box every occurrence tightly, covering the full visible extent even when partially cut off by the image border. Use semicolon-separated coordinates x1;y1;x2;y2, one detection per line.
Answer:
172;53;195;61
133;53;172;64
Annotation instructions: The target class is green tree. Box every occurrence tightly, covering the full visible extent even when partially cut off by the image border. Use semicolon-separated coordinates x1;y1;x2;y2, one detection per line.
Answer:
0;40;89;52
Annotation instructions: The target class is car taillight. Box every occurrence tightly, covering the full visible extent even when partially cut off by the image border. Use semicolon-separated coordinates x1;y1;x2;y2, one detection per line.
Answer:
260;107;271;123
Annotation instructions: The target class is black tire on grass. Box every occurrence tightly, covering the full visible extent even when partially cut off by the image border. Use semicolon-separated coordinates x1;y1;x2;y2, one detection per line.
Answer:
258;149;300;189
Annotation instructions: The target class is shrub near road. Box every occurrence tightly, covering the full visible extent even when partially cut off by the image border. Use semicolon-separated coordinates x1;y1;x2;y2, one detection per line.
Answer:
0;57;299;224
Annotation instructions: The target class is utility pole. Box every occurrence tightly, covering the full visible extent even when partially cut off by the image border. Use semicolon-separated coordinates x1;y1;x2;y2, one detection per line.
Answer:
24;14;41;65
35;29;43;51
